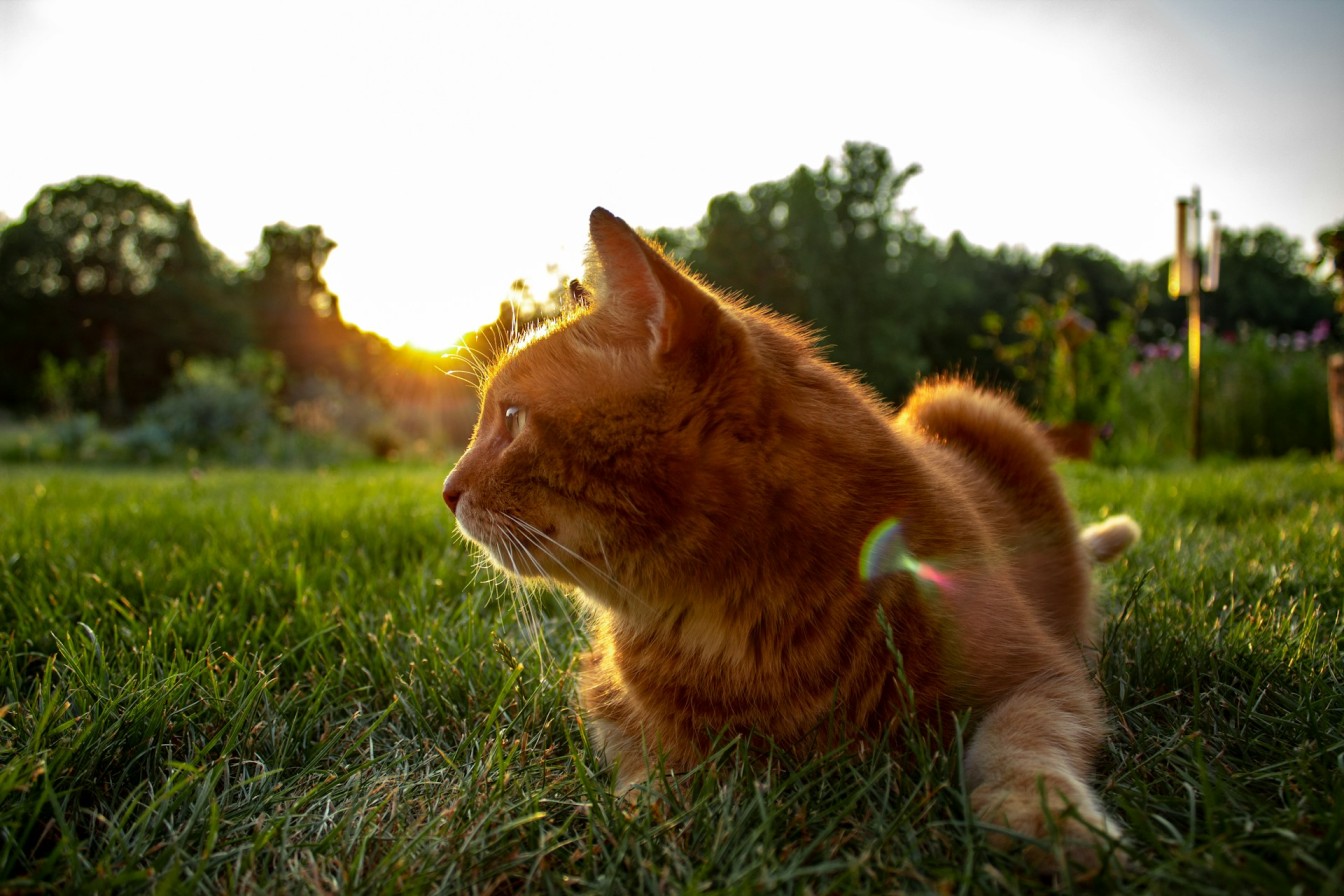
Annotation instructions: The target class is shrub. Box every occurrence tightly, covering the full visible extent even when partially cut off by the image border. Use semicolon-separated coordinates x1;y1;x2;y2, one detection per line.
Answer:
137;355;279;458
0;413;100;462
980;287;1140;426
37;354;105;417
1103;328;1332;463
116;420;177;463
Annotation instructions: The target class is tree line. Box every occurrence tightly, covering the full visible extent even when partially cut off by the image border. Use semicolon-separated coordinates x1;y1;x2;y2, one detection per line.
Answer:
1;150;1339;435
650;142;1340;402
0;176;444;423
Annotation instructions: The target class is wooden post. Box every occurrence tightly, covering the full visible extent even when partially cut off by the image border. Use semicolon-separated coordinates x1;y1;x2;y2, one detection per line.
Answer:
1329;353;1344;462
1171;191;1204;460
1188;288;1202;461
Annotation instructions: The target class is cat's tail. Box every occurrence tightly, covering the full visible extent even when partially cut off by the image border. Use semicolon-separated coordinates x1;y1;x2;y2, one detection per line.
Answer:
1080;515;1141;564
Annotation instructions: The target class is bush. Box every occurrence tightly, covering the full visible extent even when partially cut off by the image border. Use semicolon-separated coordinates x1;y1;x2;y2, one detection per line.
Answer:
0;413;100;462
0;351;372;466
980;287;1140;426
137;358;277;457
129;355;374;465
1103;328;1332;464
116;420;178;463
37;354;105;416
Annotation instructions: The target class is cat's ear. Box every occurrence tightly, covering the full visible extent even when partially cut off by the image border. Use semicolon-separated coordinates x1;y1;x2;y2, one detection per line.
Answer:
587;207;717;357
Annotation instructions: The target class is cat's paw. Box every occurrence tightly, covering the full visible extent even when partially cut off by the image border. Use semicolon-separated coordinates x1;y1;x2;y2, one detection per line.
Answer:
971;774;1126;875
617;767;699;825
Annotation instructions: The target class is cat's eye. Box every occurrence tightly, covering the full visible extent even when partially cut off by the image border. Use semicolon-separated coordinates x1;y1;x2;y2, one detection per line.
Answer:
503;405;528;438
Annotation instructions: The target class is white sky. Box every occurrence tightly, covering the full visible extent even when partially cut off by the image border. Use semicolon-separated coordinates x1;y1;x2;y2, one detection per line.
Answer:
1;0;1341;349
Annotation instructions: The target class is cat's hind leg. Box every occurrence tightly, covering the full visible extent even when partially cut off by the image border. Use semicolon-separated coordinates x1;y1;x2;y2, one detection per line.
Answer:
964;668;1125;874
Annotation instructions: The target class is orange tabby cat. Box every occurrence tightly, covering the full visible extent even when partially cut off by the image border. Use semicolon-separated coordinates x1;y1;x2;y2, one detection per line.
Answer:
443;208;1139;871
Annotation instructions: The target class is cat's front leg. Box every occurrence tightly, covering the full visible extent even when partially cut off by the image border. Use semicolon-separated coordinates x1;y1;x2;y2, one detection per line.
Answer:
964;669;1125;873
577;645;662;792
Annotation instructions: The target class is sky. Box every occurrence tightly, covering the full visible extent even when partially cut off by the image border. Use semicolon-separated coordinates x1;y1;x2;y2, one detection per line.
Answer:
1;0;1341;350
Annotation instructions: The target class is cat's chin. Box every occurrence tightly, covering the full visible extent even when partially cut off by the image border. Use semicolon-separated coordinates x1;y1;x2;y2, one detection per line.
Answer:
483;547;551;581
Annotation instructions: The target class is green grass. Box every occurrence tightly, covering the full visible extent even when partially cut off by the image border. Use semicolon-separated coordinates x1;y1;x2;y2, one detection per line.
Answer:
1;459;1340;894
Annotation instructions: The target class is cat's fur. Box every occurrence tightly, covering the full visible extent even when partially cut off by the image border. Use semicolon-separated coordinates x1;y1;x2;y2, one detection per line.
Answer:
443;208;1139;872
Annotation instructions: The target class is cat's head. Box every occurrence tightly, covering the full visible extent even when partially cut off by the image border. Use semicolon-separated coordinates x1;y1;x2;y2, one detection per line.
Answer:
442;209;775;618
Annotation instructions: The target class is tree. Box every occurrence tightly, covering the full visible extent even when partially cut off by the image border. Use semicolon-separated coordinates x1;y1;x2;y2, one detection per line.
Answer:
654;142;931;398
0;176;248;416
244;222;360;390
242;221;452;412
926;234;1037;386
1146;225;1336;336
1033;245;1140;330
1311;217;1344;313
1217;227;1335;333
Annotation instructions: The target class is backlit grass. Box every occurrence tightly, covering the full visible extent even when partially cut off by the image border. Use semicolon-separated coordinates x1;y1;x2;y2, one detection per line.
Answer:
1;459;1341;894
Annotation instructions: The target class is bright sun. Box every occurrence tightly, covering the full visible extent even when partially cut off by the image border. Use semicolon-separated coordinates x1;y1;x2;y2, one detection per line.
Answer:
319;233;585;352
322;251;508;351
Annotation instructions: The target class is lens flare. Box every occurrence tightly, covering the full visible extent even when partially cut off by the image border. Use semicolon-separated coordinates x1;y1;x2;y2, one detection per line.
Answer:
859;518;949;593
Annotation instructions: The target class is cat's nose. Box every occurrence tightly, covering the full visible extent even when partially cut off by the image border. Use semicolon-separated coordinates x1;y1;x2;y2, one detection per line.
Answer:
442;475;462;514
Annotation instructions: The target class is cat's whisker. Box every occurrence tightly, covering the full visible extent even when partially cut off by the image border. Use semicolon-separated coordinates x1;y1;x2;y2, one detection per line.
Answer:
476;556;507;597
456;529;556;663
453;532;527;645
502;528;582;666
478;327;510;362
437;367;481;389
494;527;555;659
502;513;652;613
595;531;617;585
439;346;485;372
504;521;612;602
439;342;502;396
490;516;534;574
500;534;524;578
507;522;592;585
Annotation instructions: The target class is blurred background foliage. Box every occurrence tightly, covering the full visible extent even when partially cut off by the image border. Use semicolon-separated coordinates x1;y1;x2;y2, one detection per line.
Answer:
0;176;475;463
0;147;1340;466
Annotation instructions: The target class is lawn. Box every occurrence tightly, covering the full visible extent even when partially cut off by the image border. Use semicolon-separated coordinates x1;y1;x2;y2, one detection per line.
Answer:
1;459;1340;894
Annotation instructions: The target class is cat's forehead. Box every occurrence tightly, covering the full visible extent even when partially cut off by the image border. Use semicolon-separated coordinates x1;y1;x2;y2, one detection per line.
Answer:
483;308;646;409
486;338;545;399
486;317;585;400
